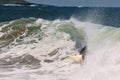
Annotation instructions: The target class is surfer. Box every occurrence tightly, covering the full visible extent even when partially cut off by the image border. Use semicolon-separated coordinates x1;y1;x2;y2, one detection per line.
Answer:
68;46;87;63
79;46;87;61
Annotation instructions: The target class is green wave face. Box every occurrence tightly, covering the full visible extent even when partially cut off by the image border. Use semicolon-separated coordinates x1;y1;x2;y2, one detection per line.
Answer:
98;27;120;42
87;24;120;47
58;22;86;50
0;18;86;49
0;18;42;47
0;18;120;49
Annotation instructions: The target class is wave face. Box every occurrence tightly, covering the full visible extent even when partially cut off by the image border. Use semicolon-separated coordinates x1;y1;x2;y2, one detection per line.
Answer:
0;18;120;80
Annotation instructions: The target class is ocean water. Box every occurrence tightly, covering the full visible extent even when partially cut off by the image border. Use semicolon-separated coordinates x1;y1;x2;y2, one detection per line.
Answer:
0;5;120;80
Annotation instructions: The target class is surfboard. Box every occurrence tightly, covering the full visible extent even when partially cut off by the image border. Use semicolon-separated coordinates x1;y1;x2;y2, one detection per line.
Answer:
69;55;83;62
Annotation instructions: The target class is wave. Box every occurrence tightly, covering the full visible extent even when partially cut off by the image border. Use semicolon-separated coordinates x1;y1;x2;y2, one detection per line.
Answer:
0;18;120;80
78;6;84;8
0;4;39;7
0;4;24;6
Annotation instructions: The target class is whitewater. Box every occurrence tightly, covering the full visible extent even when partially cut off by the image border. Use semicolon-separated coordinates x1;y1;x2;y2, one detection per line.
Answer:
0;18;120;80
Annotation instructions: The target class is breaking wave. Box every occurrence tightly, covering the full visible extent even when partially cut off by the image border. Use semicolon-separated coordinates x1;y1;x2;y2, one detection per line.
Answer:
0;18;120;80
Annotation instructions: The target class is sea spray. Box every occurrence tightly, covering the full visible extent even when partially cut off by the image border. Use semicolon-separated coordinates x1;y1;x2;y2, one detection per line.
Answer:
0;18;120;80
68;19;120;80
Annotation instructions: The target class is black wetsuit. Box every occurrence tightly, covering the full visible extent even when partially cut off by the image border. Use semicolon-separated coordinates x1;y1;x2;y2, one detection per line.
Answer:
79;46;87;60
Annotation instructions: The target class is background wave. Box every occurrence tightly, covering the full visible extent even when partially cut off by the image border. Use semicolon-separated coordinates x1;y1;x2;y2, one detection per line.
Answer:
0;5;120;27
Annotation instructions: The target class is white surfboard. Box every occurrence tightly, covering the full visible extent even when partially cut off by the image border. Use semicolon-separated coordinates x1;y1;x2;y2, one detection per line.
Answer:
69;55;83;62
